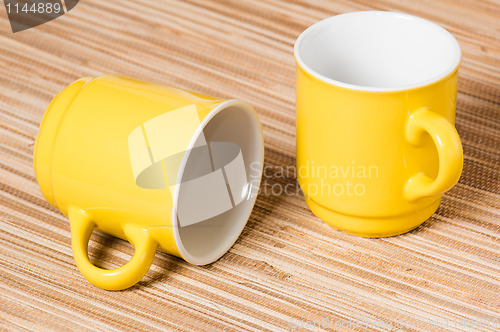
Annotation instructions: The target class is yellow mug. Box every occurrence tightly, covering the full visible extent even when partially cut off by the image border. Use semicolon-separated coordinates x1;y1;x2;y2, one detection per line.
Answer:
34;75;264;290
295;11;463;237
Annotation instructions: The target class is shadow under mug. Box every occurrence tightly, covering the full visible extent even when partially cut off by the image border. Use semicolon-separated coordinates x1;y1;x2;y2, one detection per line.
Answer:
295;11;463;237
34;75;264;290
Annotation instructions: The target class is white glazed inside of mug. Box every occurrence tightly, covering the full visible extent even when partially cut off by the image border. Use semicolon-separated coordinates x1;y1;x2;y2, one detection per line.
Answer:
294;11;461;91
173;100;264;265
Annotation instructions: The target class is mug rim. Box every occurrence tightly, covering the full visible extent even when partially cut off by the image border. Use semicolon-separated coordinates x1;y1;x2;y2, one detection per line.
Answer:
172;99;264;265
294;11;462;92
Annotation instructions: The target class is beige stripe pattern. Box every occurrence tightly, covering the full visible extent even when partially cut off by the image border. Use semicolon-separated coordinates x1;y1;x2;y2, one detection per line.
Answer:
0;0;499;331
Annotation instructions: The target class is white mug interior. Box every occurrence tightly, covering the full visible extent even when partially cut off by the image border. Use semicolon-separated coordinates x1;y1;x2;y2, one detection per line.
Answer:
294;11;461;91
173;100;264;265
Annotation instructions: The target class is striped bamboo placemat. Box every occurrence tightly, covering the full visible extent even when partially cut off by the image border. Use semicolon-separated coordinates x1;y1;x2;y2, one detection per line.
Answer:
0;0;499;331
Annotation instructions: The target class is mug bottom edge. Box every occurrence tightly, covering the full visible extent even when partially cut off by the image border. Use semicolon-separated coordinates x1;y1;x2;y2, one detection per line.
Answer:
305;198;441;238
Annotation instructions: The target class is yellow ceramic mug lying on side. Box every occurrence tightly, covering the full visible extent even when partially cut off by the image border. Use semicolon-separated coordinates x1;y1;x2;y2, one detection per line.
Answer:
295;11;463;237
34;75;264;290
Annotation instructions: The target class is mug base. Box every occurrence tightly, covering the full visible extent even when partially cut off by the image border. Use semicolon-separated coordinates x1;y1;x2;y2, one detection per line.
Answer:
305;198;441;238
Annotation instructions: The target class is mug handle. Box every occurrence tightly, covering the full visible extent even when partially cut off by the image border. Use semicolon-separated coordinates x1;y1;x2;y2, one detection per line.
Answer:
404;107;463;201
68;207;158;290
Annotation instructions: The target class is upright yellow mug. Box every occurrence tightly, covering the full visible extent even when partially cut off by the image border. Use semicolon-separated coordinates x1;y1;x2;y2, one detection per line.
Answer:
34;75;264;290
295;11;463;237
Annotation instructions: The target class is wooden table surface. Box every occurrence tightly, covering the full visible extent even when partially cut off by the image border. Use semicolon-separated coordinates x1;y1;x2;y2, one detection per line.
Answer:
0;0;499;331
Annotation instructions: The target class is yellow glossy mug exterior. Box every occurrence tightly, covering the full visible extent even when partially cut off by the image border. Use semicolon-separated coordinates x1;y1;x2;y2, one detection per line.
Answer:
34;75;264;290
295;12;463;237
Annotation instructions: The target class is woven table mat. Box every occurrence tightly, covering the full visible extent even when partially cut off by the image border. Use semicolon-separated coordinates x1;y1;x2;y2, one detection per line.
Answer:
0;0;499;331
